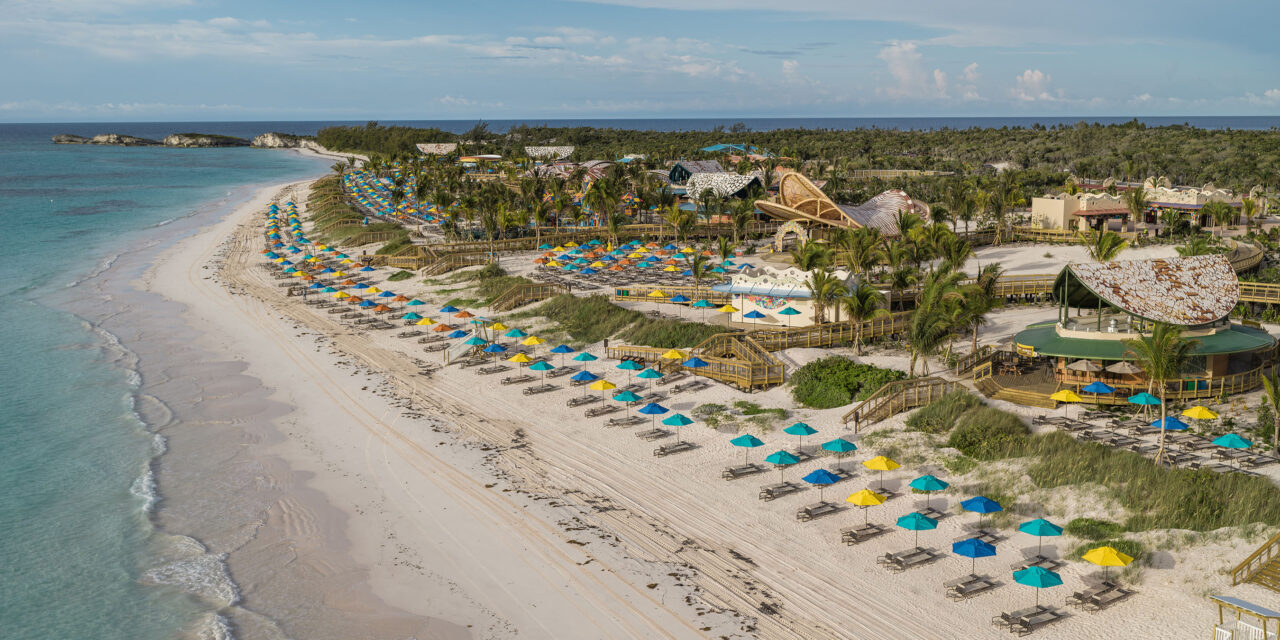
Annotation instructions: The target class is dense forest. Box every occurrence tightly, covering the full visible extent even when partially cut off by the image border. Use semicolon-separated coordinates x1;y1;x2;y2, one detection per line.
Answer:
317;120;1279;196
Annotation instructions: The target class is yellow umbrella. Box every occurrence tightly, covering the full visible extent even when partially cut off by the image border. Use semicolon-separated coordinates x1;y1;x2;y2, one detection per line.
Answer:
663;265;680;272
1182;406;1218;420
552;246;566;252
647;289;667;298
564;241;578;247
846;489;887;524
719;304;738;313
660;349;685;360
1050;389;1083;419
340;258;353;264
1082;546;1134;581
521;336;545;346
547;260;563;267
681;247;695;253
366;287;382;294
333;291;351;298
490;322;508;331
332;270;347;276
589;261;605;268
508;353;532;364
588;380;616;399
415;318;436;326
862;456;900;493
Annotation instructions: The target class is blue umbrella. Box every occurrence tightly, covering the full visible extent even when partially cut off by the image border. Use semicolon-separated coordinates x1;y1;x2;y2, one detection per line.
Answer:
683;357;709;369
670;294;691;303
638;402;669;429
896;512;938;547
446;330;468;339
1018;518;1063;554
550;343;575;366
358;300;376;308
571;370;599;397
764;450;801;482
743;309;767;327
952;537;997;573
801;468;842;502
1082;381;1115;395
1013;566;1063;607
961;496;1004;528
440;305;460;313
1151;416;1189;431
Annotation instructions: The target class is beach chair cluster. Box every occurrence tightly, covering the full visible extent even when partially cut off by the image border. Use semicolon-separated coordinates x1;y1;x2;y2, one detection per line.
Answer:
877;547;943;573
992;605;1068;636
1065;582;1136;612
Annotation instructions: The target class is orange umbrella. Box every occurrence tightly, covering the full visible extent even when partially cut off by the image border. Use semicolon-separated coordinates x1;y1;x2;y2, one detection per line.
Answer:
373;304;392;312
432;323;455;332
609;265;625;271
342;279;357;285
454;310;474;319
533;258;547;264
347;296;364;303
392;295;410;302
300;273;315;280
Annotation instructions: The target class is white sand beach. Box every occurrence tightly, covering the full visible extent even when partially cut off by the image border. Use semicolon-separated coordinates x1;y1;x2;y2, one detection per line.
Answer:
136;178;1279;639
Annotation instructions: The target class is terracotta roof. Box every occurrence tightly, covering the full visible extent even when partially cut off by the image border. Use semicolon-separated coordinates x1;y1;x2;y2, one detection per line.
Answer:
1068;255;1237;325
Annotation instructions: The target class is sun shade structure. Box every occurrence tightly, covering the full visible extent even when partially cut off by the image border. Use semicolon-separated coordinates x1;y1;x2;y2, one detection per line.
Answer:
862;455;900;492
801;468;841;502
764;450;800;482
754;172;930;232
846;489;886;524
1055;255;1238;326
1013;566;1063;607
896;512;938;546
1213;433;1252;449
1183;406;1219;420
953;537;997;573
961;496;1004;528
1018;518;1063;554
730;433;764;463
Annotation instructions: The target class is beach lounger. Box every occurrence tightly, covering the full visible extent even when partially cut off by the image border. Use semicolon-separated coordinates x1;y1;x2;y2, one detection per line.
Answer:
841;523;888;545
721;463;767;480
545;365;579;379
785;449;815;463
567;395;601;408
1065;583;1115;609
1012;555;1066;572
992;605;1049;629
418;335;445;344
656;371;688;386
354;317;377;324
879;547;941;573
501;374;536;386
585;405;620;418
619;382;645;394
945;574;997;600
522;384;557;396
457;358;486;369
670;380;701;395
570;377;596;387
758;482;801;501
953;529;1002;545
370;322;395;330
477;365;510;375
1082;586;1134;612
654;441;696;457
919;506;949;521
795;502;841;522
635;428;670;441
397;330;424;338
1010;607;1067;636
423;343;449;352
606;415;645;427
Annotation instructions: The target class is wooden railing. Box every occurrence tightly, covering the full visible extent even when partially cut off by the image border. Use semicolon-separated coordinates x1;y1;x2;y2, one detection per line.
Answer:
315;218;362;235
606;337;784;391
842;376;963;431
973;360;993;382
748;312;911;352
1232;530;1280;586
491;282;569;312
422;252;493;276
611;284;732;306
986;364;1267;407
1239;282;1280;304
953;345;994;376
346;230;403;246
1228;239;1265;272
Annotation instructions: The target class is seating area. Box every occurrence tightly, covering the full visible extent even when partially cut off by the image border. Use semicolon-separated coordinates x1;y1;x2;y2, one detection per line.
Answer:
1033;413;1278;474
878;547;943;573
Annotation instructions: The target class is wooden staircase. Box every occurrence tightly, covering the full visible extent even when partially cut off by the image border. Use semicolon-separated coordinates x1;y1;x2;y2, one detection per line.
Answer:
842;376;963;432
490;282;569;312
1233;531;1280;594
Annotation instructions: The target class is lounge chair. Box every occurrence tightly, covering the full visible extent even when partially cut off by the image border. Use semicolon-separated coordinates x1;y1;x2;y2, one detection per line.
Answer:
656;371;688;386
423;343;449;352
501;374;536;386
1082;587;1134;612
635;428;670;440
418;335;445;344
992;605;1048;629
879;547;942;573
945;574;997;600
477;365;510;375
1065;583;1114;609
585;405;620;418
566;395;600;408
758;482;801;501
840;523;888;545
953;529;1002;545
1012;555;1066;572
919;506;949;521
606;415;645;427
1010;607;1067;636
795;502;841;522
654;441;696;457
721;463;767;480
397;330;424;338
522;384;557;396
545;366;580;379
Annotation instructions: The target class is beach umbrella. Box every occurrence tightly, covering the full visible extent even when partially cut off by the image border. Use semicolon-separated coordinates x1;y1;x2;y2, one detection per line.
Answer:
1151;416;1189;431
358;300;376;308
360;266;375;272
464;336;487;346
1127;391;1161;419
670;294;690;304
440;305;459;313
529;359;554;382
1066;359;1102;373
521;335;545;347
1050;389;1083;419
896;512;938;547
616;359;644;384
508;353;532;365
446;329;467;338
1213;433;1253;449
406;299;425;307
661;413;694;441
1082;381;1115;400
691;298;714;321
353;282;371;289
416;318;436;326
571;370;599;397
573;352;598;364
1081;546;1134;582
549;344;575;366
730;434;764;464
638;402;669;429
683;357;709;371
588;379;617;402
1018;518;1063;555
764;450;800;482
647;289;667;313
821;438;858;469
846;489;886;524
777;306;801;327
454;310;475;319
1107;361;1143;376
953;537;997;574
783;422;818;452
961;496;1004;529
613;390;643;410
1013;566;1063;607
909;474;950;510
402;312;423;321
637;367;664;391
660;349;685;362
801;469;841;502
504;328;529;339
862;455;900;492
1183;406;1219;420
718;304;738;326
743;309;766;327
482;343;508;364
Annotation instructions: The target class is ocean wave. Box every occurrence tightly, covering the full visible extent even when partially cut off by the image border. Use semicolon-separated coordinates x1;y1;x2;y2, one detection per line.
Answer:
65;249;124;289
131;465;158;513
195;613;235;640
142;535;240;607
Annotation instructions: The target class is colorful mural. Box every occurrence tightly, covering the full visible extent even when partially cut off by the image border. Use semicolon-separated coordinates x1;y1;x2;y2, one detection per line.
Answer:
746;295;790;310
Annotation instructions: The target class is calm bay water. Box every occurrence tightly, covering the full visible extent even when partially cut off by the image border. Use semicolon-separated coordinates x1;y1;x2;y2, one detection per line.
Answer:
0;125;327;639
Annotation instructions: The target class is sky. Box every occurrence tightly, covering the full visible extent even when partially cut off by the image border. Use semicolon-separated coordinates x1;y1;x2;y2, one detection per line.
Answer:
2;0;1278;121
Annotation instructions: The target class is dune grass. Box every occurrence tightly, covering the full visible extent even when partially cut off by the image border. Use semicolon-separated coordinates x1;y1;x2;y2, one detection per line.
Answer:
513;294;724;348
906;390;984;434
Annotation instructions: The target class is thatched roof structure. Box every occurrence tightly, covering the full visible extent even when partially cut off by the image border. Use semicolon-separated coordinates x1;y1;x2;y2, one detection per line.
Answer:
416;143;457;155
1058;255;1238;325
525;146;574;160
685;173;763;200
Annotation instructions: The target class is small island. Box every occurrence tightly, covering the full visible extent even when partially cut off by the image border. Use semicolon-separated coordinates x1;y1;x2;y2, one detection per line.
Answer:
51;131;316;149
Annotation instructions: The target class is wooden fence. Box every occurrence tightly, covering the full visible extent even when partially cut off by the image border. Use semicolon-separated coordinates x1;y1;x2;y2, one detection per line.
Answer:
490;282;570;312
842;377;963;431
611;284;732;306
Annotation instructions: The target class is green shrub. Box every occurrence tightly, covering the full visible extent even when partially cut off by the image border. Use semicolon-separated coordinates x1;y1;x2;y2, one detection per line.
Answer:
1066;518;1124;541
477;262;506;280
522;294;643;344
476;275;533;304
906;391;984;434
374;232;412;255
946;407;1030;459
693;403;728;417
733;401;787;419
386;270;413;282
942;454;978;475
788;356;908;409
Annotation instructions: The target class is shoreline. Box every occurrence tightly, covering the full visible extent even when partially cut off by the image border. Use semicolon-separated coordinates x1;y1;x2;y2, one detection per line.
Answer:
136;177;724;639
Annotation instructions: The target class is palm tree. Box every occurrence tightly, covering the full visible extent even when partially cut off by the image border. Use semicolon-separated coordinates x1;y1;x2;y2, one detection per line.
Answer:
805;270;847;324
1241;197;1260;231
730;199;756;245
1161;209;1189;238
893;209;925;239
840;283;888;354
1262;371;1280;457
840;227;886;281
1123;185;1148;231
1176;235;1215;257
1125;323;1198;465
715;236;737;266
790;240;833;272
905;267;964;376
962;263;1004;352
937;234;973;272
1079;229;1129;262
1203;201;1234;237
689;251;711;293
661;204;683;243
529;198;553;247
942;181;972;233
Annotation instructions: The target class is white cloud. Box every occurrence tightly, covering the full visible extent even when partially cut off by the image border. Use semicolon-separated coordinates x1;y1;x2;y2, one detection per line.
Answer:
1010;69;1055;101
1247;89;1280;105
963;62;979;82
782;59;798;75
876;41;947;99
438;95;475;106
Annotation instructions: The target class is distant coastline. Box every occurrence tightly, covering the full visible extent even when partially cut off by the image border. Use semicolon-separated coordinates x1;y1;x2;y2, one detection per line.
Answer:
51;131;317;149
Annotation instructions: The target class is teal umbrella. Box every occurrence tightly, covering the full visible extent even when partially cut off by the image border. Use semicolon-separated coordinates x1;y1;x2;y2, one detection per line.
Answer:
821;437;858;469
662;413;695;440
1013;566;1063;607
464;336;487;346
1213;433;1252;449
896;512;938;547
908;474;950;510
1018;518;1063;555
573;352;599;363
637;367;664;391
529;359;555;383
783;422;818;451
731;434;764;464
777;306;801;327
612;390;643;404
764;450;800;482
616;359;644;385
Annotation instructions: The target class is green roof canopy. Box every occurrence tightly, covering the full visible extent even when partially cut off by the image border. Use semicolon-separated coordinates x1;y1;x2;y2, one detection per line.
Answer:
1014;321;1274;361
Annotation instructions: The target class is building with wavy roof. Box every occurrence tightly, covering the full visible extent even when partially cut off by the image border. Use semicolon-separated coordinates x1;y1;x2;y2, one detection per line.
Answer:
754;172;929;235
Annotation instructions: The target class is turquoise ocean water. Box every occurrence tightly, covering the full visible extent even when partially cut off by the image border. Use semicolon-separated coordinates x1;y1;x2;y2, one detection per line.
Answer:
0;124;327;639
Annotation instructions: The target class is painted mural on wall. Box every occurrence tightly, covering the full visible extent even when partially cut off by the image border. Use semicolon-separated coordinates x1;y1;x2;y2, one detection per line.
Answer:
747;295;790;310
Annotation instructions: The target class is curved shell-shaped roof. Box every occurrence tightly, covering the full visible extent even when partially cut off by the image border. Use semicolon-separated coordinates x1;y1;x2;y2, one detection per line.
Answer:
755;172;928;234
1066;254;1238;325
686;172;762;199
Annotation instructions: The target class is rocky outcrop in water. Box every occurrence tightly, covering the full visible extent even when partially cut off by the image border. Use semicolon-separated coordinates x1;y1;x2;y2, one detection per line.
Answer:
163;134;250;148
52;134;91;144
251;132;306;148
92;134;162;146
